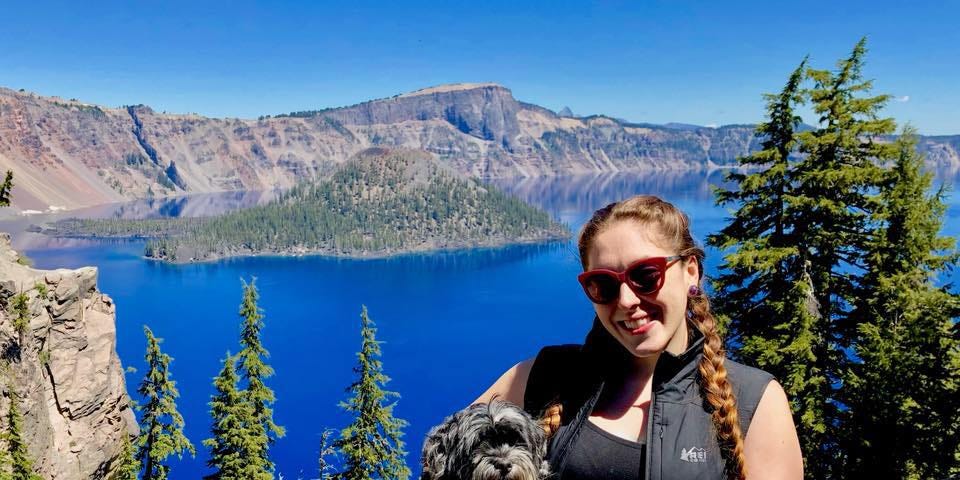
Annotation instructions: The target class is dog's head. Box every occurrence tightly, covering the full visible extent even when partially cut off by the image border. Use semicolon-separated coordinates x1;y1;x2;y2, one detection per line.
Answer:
420;400;550;480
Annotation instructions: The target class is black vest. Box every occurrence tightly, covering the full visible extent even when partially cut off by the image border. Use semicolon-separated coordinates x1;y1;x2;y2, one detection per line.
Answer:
524;318;773;480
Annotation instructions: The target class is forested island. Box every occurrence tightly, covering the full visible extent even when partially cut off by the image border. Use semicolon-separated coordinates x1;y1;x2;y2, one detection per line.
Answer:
32;148;570;263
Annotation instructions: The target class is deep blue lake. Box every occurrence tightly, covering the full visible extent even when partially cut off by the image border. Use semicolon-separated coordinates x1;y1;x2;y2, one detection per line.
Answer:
9;169;960;479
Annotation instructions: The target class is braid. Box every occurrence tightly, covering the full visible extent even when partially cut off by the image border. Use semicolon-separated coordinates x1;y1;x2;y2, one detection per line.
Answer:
539;402;563;437
691;293;747;480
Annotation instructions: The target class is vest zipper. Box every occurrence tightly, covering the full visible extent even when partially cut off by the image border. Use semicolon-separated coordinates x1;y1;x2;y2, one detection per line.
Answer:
645;389;657;480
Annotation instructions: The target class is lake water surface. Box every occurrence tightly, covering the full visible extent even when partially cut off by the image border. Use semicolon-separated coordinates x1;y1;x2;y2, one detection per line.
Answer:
10;169;960;478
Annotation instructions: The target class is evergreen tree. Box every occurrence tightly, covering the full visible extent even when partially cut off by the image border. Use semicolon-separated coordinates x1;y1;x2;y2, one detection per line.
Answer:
789;38;897;477
136;326;195;480
708;57;829;474
0;171;13;207
10;291;30;342
204;352;256;479
839;130;960;478
335;306;409;480
235;278;284;479
115;433;141;480
5;392;40;480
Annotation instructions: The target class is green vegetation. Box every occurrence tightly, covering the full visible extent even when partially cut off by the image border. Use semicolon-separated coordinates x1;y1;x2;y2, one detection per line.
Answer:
335;305;410;480
136;326;195;480
2;392;42;480
709;38;960;479
204;279;283;479
235;279;284;477
115;434;141;480
31;284;46;302
51;101;106;119
40;149;568;262
0;171;13;207
838;130;960;479
205;352;254;479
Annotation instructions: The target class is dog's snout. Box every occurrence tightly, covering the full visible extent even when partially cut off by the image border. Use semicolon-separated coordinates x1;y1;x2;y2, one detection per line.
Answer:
494;458;512;476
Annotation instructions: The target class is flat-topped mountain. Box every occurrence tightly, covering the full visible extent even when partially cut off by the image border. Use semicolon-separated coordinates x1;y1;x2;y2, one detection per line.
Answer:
36;148;570;262
1;84;958;210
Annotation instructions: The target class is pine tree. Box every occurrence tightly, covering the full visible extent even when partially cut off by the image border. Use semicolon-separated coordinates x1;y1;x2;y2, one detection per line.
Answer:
115;433;141;480
335;306;410;480
204;352;256;479
0;171;13;207
136;326;195;480
708;57;829;474
10;291;30;342
839;130;960;478
234;278;284;479
789;38;897;477
5;392;40;480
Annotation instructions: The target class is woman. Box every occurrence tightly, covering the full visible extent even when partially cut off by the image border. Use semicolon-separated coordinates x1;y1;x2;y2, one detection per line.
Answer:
475;195;803;480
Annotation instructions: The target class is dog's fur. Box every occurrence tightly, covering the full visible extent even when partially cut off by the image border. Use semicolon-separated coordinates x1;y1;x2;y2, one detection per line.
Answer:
420;400;551;480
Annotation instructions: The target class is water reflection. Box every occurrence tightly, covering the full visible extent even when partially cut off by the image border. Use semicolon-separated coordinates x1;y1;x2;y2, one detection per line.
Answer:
5;167;959;254
0;190;279;251
487;169;730;214
81;189;279;220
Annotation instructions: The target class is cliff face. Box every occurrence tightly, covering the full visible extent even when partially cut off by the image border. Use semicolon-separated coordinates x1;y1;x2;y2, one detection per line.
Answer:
1;84;958;211
0;233;135;479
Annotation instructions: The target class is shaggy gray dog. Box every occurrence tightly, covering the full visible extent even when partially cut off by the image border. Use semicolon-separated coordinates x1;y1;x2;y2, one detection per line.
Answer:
420;400;551;480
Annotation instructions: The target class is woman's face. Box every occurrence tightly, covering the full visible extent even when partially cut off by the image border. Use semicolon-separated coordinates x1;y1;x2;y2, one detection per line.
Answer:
584;220;699;359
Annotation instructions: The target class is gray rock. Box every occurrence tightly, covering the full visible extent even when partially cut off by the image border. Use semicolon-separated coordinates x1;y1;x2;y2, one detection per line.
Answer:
0;233;136;479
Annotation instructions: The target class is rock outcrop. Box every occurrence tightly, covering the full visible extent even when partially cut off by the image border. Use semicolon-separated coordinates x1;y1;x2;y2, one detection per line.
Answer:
0;233;135;479
1;83;958;211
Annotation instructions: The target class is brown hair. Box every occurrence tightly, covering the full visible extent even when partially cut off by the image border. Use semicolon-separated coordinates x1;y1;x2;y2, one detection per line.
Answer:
541;195;747;480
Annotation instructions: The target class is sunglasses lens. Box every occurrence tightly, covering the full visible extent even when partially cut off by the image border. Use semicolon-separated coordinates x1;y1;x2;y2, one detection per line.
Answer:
582;274;620;303
627;264;662;294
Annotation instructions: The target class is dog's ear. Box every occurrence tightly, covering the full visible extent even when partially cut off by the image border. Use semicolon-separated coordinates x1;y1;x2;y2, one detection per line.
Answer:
420;422;450;480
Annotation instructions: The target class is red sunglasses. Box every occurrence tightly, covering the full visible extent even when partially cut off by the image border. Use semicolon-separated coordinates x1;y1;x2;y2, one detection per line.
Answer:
577;255;683;304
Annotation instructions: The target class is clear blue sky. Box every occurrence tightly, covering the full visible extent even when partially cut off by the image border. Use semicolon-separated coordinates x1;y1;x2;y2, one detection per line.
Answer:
2;0;957;134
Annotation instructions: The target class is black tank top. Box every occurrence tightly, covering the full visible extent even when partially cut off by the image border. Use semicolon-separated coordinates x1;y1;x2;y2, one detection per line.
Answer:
558;419;646;480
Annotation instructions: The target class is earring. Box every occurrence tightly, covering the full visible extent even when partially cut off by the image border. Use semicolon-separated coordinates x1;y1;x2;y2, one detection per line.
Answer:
688;285;701;297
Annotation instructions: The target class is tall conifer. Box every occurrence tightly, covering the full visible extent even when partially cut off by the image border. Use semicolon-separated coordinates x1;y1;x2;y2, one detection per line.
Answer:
335;306;409;480
235;278;283;479
204;352;256;479
5;393;40;480
839;130;960;478
0;171;13;207
115;433;141;480
789;38;897;476
709;58;828;471
136;326;195;480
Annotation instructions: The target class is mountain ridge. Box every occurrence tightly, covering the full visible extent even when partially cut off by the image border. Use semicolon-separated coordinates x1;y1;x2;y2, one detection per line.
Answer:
1;84;958;211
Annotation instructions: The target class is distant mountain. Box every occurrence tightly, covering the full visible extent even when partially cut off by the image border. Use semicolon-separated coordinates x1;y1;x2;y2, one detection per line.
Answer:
663;122;707;131
1;84;957;210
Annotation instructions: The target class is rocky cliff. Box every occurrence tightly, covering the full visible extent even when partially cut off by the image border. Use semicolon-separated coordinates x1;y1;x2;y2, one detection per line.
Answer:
0;233;135;478
1;84;958;211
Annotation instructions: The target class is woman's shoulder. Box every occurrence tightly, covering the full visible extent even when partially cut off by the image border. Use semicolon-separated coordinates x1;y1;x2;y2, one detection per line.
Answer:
723;358;776;388
721;358;777;435
472;358;535;407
